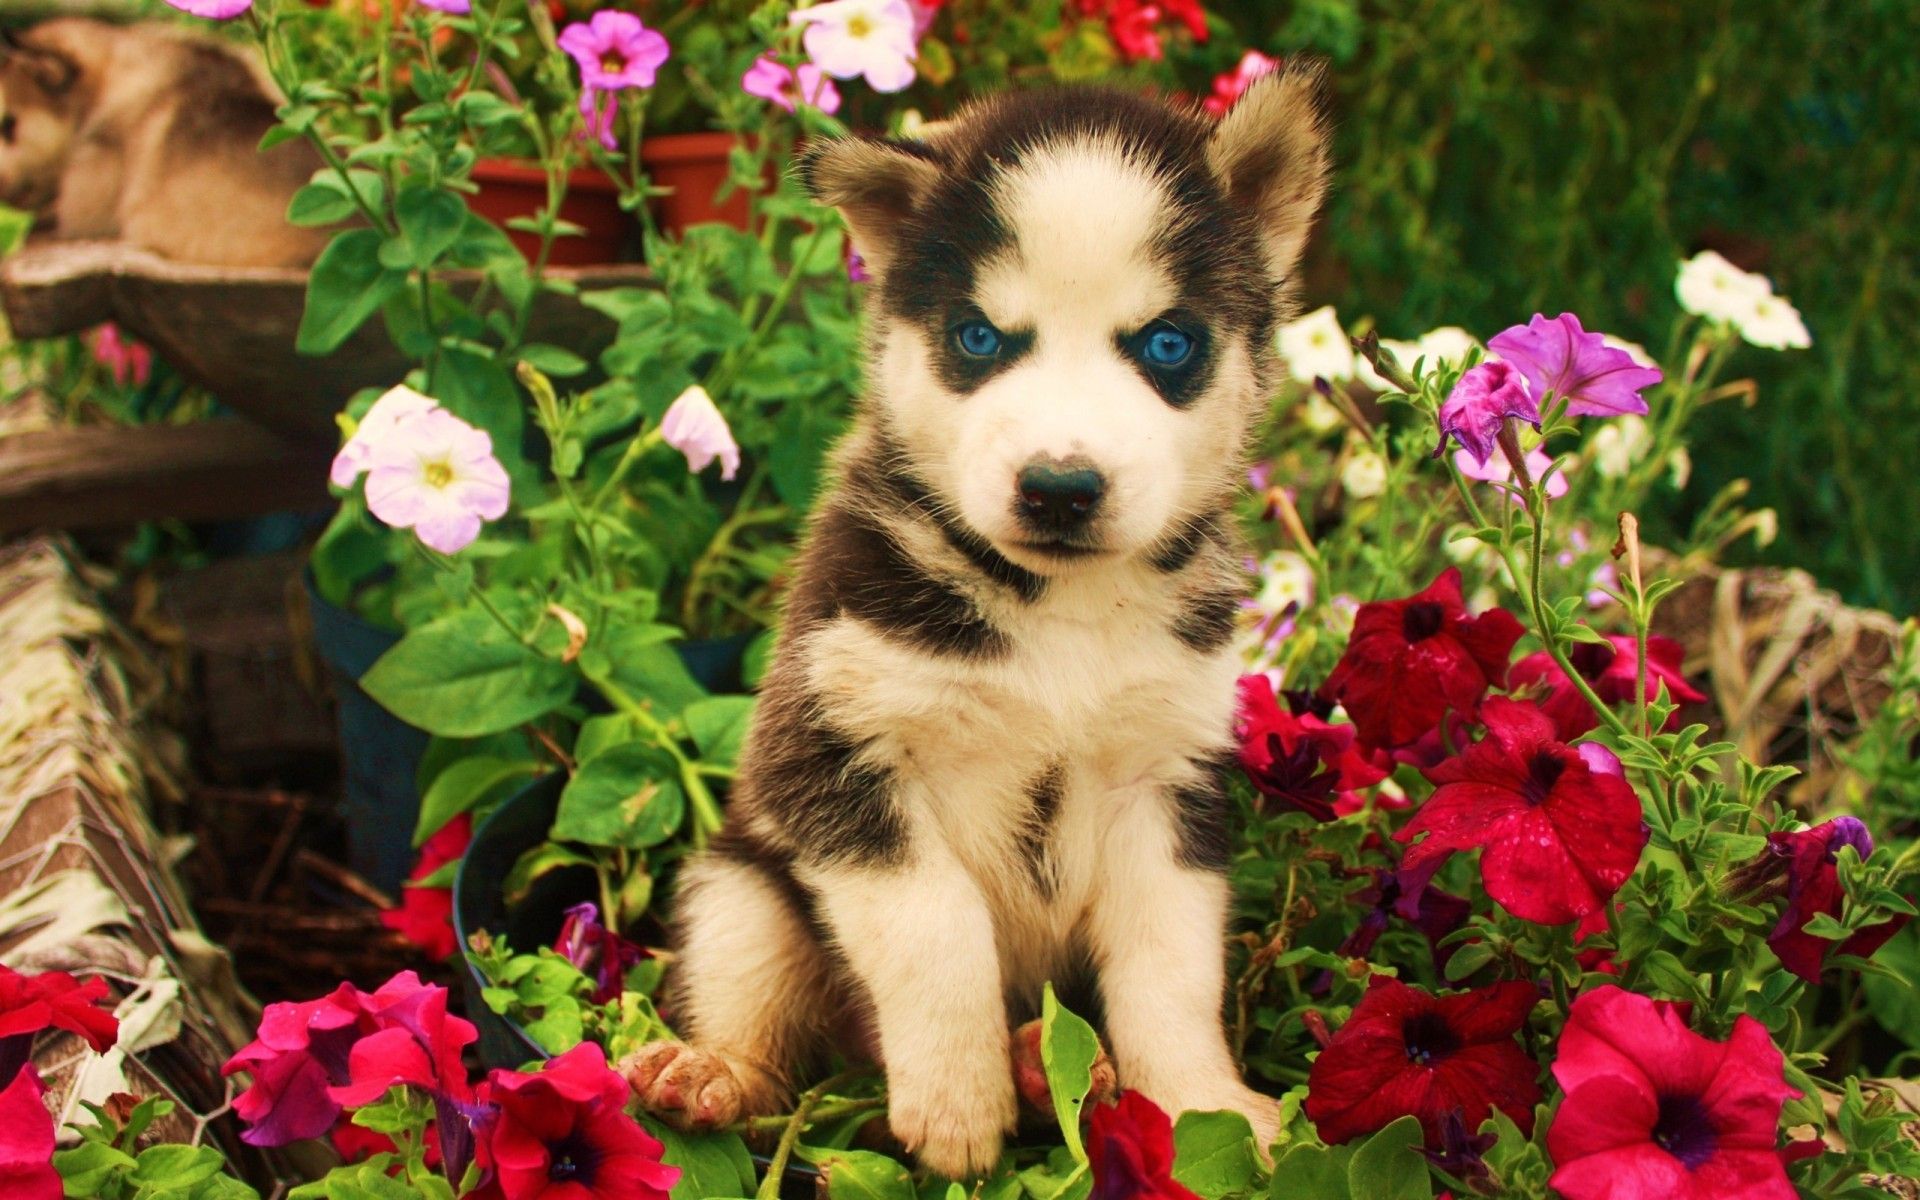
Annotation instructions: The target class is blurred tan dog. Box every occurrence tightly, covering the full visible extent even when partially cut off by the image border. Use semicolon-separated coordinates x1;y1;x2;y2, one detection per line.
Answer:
0;18;329;267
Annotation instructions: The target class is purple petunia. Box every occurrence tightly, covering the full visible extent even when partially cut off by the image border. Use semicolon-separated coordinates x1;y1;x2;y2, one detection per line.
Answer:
1437;359;1539;467
1486;313;1663;417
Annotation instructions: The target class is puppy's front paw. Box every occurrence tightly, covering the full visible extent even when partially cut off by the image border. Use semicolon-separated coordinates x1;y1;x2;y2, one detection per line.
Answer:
620;1041;745;1130
889;1065;1017;1180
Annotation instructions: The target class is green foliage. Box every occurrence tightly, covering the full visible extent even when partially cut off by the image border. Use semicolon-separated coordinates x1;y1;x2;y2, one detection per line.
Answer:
55;1098;259;1200
1207;0;1920;611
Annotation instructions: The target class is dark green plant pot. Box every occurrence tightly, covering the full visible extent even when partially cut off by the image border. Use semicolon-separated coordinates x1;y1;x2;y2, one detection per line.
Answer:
451;772;584;1069
306;562;752;893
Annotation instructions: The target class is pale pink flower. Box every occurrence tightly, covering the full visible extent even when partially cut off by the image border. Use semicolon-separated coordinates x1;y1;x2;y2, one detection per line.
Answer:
741;54;843;114
330;385;440;489
789;0;918;93
363;409;511;554
661;386;741;481
1454;446;1569;503
416;0;470;11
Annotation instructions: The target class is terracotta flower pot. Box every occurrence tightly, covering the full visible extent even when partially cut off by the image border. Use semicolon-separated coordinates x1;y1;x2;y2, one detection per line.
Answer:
640;131;753;236
470;158;638;266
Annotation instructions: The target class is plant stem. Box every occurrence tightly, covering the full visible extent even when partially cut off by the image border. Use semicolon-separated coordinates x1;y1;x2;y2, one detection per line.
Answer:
752;1072;859;1200
590;673;724;841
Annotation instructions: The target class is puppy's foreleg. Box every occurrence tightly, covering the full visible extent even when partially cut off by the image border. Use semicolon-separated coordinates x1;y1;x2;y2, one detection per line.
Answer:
1090;778;1278;1148
806;836;1015;1179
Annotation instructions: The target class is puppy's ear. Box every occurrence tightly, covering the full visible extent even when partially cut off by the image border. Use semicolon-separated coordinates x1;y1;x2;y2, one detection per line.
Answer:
801;137;941;279
0;40;79;98
1207;62;1331;287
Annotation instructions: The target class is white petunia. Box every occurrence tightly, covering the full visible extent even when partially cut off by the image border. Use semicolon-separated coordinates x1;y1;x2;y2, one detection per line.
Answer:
1737;291;1811;350
1277;306;1355;384
1253;550;1315;617
363;408;511;554
1340;447;1387;498
789;0;918;93
1675;250;1770;325
1589;414;1652;479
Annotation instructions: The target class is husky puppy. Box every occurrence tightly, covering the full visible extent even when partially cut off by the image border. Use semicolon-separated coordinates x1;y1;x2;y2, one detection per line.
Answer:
0;19;329;267
627;69;1330;1177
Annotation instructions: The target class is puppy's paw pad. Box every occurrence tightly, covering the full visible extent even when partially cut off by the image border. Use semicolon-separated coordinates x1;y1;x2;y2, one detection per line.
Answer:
621;1043;744;1130
892;1079;1015;1180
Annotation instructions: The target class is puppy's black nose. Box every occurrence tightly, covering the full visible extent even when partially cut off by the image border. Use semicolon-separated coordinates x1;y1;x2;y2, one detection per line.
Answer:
1017;460;1105;531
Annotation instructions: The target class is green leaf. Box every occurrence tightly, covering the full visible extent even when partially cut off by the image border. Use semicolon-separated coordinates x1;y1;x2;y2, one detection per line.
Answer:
393;187;469;269
1041;982;1101;1162
127;1145;227;1192
554;743;687;848
1346;1116;1431;1200
297;229;408;355
1172;1111;1259;1199
414;756;541;845
503;842;596;907
648;1124;758;1200
1863;922;1920;1048
362;607;574;737
520;344;590;378
287;181;359;227
54;1141;136;1195
190;1175;262;1200
796;1147;917;1200
1270;1142;1352;1199
684;696;757;767
1443;941;1495;981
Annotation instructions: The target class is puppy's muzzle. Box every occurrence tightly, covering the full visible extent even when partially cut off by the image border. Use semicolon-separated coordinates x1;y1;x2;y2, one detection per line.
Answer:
1016;457;1105;537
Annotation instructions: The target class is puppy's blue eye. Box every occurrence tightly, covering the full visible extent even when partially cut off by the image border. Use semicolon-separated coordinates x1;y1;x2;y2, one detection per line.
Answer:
955;320;1003;358
1142;325;1194;367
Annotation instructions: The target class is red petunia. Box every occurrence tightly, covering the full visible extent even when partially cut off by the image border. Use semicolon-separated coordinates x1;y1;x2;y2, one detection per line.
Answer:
1304;976;1542;1149
1396;698;1647;925
1105;0;1163;62
1325;568;1525;749
1734;817;1909;983
1546;986;1798;1200
382;813;473;961
1235;675;1388;820
0;1063;59;1200
1508;635;1705;740
1088;1090;1200;1200
223;970;477;1147
0;965;121;1054
474;1043;679;1200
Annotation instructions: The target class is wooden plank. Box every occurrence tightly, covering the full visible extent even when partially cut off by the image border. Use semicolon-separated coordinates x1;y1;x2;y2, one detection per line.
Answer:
0;418;332;533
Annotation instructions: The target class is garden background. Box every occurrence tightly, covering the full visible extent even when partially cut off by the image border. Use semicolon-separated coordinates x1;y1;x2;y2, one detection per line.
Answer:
2;1;1918;1199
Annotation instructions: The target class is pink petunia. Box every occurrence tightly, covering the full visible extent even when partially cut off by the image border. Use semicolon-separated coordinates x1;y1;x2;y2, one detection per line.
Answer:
1546;986;1798;1200
741;54;842;114
362;408;511;554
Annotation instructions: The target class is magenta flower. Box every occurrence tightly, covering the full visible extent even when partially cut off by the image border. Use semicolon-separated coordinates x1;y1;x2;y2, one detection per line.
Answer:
0;1064;57;1200
159;0;254;17
560;12;671;92
416;0;470;12
1486;313;1663;417
555;902;650;1005
560;12;670;151
90;324;153;388
741;54;843;114
1437;360;1538;467
223;971;478;1147
1729;818;1910;983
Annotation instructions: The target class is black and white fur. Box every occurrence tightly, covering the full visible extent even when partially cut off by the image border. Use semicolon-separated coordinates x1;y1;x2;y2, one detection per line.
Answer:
625;69;1331;1178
